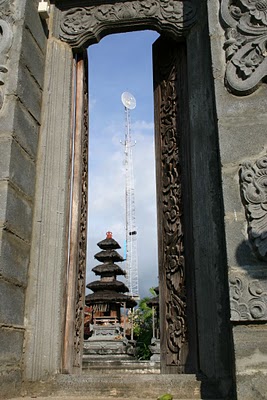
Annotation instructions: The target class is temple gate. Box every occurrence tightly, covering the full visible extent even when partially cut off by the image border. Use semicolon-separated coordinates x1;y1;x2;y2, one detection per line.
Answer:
0;1;267;399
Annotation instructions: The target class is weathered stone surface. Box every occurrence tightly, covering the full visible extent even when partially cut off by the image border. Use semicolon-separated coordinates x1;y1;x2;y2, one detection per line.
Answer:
220;0;267;95
0;136;11;180
218;119;267;166
13;99;39;158
0;182;8;224
21;27;45;88
0;97;39;159
224;217;259;268
0;136;35;199
0;229;29;286
0;280;24;326
0;328;24;363
17;65;42;123
10;139;35;198
208;2;267;395
0;368;22;399
236;372;267;400
28;373;203;399
221;166;243;215
59;0;197;49
240;155;267;261
229;270;267;321
233;325;267;373
25;0;47;52
0;0;46;395
0;182;32;241
24;37;73;381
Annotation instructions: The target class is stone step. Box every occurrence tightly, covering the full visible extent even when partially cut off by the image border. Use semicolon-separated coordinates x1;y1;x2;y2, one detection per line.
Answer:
12;398;217;400
21;373;225;399
82;358;160;374
53;374;209;399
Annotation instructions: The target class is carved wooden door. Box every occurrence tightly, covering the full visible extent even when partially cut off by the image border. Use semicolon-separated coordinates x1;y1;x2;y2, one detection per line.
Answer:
153;36;197;374
63;51;88;373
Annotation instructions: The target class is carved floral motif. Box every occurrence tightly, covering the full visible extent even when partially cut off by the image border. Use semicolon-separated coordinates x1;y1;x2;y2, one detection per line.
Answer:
159;53;187;365
73;69;88;367
59;0;196;49
221;0;267;94
0;6;12;110
230;274;267;321
0;18;12;111
240;155;267;260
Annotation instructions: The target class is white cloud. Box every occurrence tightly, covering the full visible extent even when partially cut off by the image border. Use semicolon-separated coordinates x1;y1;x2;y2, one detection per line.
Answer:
89;95;97;111
132;120;154;131
87;120;158;298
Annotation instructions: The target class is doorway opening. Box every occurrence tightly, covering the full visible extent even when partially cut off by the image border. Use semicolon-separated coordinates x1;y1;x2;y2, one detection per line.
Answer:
85;30;160;367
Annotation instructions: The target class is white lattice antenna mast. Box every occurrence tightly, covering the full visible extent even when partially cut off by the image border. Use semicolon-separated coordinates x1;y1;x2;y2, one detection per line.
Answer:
121;92;139;299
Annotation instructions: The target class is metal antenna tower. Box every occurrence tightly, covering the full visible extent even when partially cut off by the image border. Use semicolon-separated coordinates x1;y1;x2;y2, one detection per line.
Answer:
121;92;139;299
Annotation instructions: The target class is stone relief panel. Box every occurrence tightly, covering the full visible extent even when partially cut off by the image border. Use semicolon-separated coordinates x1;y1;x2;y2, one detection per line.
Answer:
220;0;267;94
240;155;267;260
59;0;196;49
230;273;267;321
0;7;13;111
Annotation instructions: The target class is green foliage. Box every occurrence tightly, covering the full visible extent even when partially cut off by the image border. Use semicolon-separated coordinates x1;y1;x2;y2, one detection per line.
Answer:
157;394;173;400
129;287;157;360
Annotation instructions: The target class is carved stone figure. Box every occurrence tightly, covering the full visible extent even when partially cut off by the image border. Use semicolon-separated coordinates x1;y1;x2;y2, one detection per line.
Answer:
220;0;267;94
240;155;267;260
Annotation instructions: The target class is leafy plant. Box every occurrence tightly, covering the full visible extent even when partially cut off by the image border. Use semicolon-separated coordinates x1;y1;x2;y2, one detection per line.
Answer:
129;287;157;360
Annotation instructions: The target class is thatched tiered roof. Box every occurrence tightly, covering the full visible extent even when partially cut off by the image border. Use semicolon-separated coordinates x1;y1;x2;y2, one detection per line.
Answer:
85;232;137;308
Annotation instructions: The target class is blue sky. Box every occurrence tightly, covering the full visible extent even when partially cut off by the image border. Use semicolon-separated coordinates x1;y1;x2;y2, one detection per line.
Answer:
87;30;160;298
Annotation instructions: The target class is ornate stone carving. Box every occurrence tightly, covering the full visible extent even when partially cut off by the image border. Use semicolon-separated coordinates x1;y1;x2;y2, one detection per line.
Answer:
240;155;267;260
221;0;267;94
59;0;196;49
229;274;267;321
158;49;187;365
0;18;13;110
73;70;88;367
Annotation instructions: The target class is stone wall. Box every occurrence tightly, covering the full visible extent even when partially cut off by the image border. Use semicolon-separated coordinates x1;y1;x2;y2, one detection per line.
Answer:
207;1;267;399
0;0;47;396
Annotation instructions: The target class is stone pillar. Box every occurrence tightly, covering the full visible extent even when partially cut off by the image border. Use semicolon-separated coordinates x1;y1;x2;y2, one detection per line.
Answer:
23;37;73;381
186;3;235;397
0;0;47;396
207;1;267;399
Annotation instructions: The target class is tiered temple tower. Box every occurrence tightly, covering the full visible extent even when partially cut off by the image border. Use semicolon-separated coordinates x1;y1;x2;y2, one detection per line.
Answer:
83;232;136;362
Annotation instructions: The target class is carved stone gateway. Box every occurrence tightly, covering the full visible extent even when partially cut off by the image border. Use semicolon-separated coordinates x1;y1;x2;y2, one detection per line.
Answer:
15;1;234;396
56;0;197;374
58;0;197;48
4;0;267;397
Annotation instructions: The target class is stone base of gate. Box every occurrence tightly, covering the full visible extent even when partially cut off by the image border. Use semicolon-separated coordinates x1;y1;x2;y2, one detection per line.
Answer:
21;374;226;399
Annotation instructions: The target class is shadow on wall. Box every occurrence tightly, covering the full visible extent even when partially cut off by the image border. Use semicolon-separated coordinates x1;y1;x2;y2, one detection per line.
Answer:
235;238;267;279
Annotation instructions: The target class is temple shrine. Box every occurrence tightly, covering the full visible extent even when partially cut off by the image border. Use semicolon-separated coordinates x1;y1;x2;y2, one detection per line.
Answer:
147;287;160;362
83;232;137;363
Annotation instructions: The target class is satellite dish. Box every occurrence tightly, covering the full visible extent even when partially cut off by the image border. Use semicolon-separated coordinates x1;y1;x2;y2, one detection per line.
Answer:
121;92;136;110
